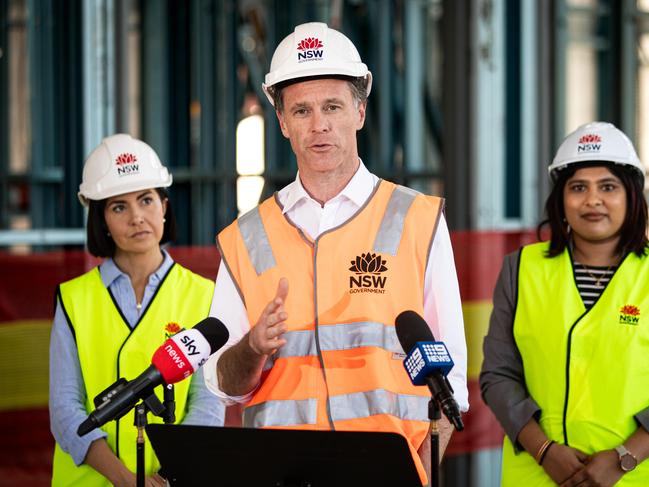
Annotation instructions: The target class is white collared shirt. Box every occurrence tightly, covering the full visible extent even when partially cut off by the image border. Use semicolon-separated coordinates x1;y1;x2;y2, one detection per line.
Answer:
204;161;469;411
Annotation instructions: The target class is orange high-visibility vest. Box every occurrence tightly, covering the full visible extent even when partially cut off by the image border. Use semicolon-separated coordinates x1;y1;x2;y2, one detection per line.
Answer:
218;180;443;485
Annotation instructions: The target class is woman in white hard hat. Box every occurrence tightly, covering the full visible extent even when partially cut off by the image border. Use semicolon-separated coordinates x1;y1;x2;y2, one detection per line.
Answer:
481;122;649;486
49;134;224;486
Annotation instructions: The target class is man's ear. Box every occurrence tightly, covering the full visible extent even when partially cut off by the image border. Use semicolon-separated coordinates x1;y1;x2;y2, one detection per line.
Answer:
356;101;367;130
277;110;290;139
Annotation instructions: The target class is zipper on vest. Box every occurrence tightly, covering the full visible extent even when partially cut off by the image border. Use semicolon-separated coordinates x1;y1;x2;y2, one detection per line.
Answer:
312;240;335;430
562;254;617;445
562;316;581;446
112;263;176;458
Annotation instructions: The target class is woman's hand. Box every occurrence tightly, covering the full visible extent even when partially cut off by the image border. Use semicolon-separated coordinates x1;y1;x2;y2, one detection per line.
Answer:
85;439;168;487
113;471;167;487
541;442;589;484
516;419;588;484
559;449;624;487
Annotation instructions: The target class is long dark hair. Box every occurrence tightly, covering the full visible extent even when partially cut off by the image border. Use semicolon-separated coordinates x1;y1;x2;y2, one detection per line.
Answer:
86;187;176;258
537;162;648;257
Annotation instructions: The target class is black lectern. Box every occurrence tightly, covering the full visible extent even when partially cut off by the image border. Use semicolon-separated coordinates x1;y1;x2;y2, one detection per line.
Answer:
146;424;422;487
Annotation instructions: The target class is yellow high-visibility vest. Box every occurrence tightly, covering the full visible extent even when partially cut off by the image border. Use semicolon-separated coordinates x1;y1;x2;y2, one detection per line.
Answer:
501;242;649;486
52;263;213;487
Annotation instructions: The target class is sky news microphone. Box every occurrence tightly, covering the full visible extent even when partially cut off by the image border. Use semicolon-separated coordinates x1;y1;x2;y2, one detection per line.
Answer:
395;310;464;431
77;317;229;437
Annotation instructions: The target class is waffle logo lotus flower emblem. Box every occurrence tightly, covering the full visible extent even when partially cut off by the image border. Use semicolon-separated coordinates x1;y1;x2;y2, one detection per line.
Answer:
165;321;182;339
297;37;324;62
115;152;140;177
349;252;388;294
577;133;602;154
619;304;640;325
115;153;137;165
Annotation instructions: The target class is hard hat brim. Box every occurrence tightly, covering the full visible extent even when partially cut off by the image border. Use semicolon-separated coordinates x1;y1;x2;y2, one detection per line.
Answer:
263;71;372;107
78;175;172;207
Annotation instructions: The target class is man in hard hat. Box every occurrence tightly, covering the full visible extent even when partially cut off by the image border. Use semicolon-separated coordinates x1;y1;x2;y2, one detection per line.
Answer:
203;22;468;484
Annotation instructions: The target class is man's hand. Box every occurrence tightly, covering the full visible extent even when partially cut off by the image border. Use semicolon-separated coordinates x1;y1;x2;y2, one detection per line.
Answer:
559;449;624;487
249;278;289;356
217;278;290;396
542;443;589;484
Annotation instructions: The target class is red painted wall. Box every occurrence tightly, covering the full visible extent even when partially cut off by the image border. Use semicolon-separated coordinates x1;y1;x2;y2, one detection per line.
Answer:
0;230;538;484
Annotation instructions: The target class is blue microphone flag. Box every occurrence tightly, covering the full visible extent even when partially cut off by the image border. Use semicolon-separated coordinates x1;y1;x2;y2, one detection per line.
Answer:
403;341;454;386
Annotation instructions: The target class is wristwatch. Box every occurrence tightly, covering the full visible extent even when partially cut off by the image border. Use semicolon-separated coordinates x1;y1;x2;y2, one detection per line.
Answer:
615;445;638;472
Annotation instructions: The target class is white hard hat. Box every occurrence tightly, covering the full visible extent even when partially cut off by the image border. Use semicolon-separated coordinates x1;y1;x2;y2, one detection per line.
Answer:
78;134;172;206
549;122;645;182
262;22;372;106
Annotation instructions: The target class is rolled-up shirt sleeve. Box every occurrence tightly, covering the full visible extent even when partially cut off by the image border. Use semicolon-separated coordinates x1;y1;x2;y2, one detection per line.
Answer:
203;260;256;405
424;215;469;412
181;367;226;426
635;409;649;432
49;300;107;465
479;251;541;447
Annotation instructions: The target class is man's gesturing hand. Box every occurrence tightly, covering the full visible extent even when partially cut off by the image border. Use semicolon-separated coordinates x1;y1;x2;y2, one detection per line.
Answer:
249;278;289;356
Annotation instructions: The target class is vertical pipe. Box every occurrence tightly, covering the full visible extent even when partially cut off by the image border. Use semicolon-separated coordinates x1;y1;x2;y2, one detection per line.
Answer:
404;0;424;174
376;0;393;175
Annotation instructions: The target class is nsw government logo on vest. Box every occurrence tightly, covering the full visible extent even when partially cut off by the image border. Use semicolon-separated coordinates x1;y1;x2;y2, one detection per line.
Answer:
619;304;640;325
349;252;388;294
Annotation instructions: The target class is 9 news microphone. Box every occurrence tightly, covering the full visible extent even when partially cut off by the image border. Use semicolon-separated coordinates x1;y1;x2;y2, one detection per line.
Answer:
395;310;464;431
77;317;229;437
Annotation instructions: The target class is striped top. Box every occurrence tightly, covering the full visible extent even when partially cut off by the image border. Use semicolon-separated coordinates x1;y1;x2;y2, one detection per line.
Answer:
573;261;617;309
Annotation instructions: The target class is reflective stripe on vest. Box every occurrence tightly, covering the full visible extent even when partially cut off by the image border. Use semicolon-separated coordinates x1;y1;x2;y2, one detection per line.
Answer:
329;389;430;422
244;389;429;428
373;185;418;256
243;398;317;428
238;184;418;272
262;321;403;371
239;206;276;275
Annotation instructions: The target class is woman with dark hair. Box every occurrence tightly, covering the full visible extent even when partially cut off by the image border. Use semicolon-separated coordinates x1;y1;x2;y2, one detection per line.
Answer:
480;122;649;486
49;134;224;486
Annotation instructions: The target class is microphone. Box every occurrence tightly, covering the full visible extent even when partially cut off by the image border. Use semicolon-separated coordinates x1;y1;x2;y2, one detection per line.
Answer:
77;317;229;436
395;310;464;431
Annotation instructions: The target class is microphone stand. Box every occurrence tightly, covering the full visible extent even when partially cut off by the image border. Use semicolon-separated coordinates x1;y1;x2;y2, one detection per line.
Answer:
134;387;176;487
428;399;441;487
162;384;176;424
134;403;147;487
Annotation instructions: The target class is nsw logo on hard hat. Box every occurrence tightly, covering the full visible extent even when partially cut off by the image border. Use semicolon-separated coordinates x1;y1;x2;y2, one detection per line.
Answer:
297;37;324;63
115;152;140;177
577;134;602;154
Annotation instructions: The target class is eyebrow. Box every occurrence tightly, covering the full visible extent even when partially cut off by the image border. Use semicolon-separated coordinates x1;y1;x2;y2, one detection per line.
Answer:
107;190;153;206
289;97;347;111
567;177;620;184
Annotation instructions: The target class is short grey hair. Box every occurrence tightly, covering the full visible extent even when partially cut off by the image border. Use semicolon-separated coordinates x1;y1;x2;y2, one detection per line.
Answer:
270;75;369;113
